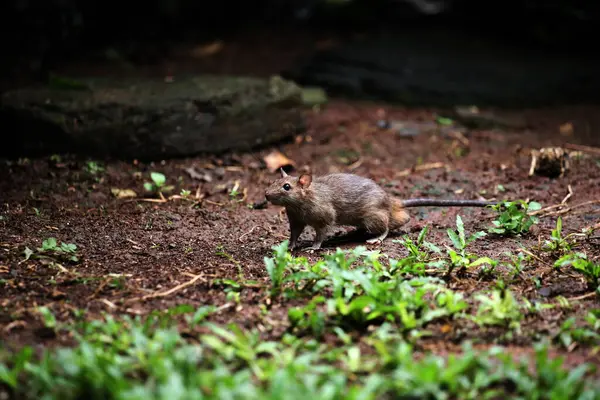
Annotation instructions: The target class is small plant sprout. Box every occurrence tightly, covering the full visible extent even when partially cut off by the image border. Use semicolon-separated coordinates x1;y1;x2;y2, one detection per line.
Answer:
489;200;541;235
443;215;493;274
504;252;530;279
180;189;191;198
447;215;487;253
392;225;443;275
556;310;600;349
473;289;523;331
542;217;572;254
144;172;174;195
24;237;80;263
85;161;104;175
555;252;600;291
229;180;244;201
264;240;292;297
37;306;58;329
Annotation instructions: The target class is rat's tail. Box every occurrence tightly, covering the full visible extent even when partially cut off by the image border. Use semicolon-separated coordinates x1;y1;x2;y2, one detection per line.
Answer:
390;199;411;230
400;199;497;208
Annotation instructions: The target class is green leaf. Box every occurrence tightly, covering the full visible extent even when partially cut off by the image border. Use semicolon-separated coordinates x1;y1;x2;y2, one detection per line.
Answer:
467;231;487;245
0;364;16;388
423;241;442;254
455;215;465;245
417;225;428;245
143;182;154;192
40;237;57;251
527;201;542;211
150;172;166;187
447;229;462;250
60;243;77;253
469;257;497;268
37;306;57;329
436;116;454;126
23;247;33;261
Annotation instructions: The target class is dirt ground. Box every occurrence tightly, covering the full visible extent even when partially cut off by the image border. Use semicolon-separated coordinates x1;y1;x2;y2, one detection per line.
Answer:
1;31;600;374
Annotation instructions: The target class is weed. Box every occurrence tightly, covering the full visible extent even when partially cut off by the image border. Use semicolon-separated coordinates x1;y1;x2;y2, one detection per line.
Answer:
186;306;217;327
472;289;523;331
1;315;598;399
288;296;327;337
37;306;58;330
505;251;530;279
443;215;494;275
144;172;174;194
264;241;292;297
477;258;500;280
555;252;600;291
24;237;79;263
263;245;468;336
392;225;443;275
85;161;104;175
489;200;541;235
556;310;600;350
542;217;572;254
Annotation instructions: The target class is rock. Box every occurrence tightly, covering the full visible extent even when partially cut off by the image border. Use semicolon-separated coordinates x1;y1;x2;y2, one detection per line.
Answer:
0;75;306;160
451;106;529;130
283;27;600;108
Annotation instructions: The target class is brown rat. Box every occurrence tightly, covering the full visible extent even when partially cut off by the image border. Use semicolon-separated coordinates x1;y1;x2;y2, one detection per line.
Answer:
265;169;497;251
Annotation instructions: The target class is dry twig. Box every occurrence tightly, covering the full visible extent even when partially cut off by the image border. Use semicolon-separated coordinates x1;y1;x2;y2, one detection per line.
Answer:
395;162;446;177
561;185;573;204
239;226;261;242
126;273;206;303
568;292;597;302
564;143;600;156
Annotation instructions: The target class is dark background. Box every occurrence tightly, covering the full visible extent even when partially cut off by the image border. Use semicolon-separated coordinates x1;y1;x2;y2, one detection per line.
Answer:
1;0;599;90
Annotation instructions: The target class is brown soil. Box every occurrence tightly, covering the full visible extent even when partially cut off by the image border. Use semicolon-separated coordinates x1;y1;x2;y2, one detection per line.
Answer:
1;30;600;373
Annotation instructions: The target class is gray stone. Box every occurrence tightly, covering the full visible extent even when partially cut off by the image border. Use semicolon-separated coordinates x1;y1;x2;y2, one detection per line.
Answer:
0;75;306;160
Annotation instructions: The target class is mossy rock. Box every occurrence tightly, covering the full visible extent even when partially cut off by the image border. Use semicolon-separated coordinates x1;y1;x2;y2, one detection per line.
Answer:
0;75;305;160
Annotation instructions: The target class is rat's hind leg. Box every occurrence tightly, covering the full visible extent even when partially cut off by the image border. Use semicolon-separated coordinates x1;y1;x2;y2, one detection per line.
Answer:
362;211;389;244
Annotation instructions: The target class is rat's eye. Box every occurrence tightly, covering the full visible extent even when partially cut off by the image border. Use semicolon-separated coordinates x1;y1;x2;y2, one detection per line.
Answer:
283;183;291;191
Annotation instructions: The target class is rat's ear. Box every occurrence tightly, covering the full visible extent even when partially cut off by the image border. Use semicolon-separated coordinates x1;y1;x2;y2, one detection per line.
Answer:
298;174;312;188
280;168;288;177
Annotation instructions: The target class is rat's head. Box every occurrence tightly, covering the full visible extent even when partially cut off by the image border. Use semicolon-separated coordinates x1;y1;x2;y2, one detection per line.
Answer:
265;168;313;207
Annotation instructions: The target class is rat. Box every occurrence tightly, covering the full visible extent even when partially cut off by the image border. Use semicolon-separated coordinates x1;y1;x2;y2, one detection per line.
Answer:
264;169;497;251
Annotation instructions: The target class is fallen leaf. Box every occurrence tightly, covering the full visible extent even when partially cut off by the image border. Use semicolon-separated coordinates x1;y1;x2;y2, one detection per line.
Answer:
263;151;295;173
50;288;67;300
440;324;452;333
190;41;224;58
559;122;574;136
111;188;137;199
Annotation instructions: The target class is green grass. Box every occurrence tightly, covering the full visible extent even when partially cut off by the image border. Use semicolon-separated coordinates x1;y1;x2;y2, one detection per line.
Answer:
1;311;598;400
3;213;600;399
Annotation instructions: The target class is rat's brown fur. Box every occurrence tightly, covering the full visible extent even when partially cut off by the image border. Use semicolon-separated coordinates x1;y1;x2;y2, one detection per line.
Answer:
265;170;496;251
265;170;410;250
